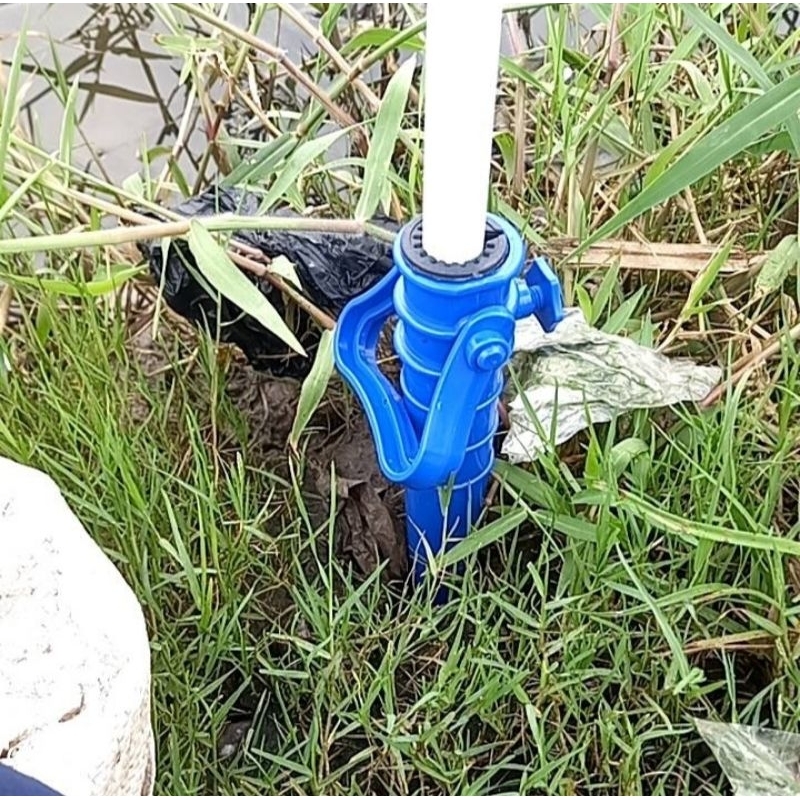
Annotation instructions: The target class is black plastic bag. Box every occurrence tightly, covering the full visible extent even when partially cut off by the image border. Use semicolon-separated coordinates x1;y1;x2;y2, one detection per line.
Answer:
143;187;395;378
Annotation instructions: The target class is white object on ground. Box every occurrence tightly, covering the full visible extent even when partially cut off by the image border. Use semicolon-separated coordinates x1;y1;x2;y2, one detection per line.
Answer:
0;458;155;796
503;308;723;462
696;719;800;796
421;0;503;263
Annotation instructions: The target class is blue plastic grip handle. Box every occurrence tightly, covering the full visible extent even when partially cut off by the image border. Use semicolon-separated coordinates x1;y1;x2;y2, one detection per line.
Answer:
334;266;515;490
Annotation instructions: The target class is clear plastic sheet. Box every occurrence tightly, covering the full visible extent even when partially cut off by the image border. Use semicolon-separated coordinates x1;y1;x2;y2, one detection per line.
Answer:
696;719;800;796
503;307;722;463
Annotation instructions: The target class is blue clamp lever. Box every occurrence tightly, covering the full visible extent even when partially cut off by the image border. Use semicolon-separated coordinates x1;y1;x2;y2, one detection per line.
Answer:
334;213;563;587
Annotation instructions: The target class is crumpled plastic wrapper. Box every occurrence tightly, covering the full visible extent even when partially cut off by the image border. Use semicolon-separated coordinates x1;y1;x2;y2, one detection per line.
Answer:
503;307;722;463
696;719;800;796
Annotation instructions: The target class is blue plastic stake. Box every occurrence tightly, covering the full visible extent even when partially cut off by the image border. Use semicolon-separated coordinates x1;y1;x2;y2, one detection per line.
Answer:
334;214;563;599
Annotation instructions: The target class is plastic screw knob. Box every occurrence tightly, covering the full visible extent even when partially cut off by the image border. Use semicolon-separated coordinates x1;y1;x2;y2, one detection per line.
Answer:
467;333;510;372
478;343;508;371
523;256;564;332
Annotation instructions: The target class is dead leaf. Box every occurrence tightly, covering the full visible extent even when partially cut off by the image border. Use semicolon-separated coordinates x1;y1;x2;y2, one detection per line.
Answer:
311;419;406;581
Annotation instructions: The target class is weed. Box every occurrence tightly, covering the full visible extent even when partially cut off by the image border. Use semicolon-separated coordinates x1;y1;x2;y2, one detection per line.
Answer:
1;3;799;794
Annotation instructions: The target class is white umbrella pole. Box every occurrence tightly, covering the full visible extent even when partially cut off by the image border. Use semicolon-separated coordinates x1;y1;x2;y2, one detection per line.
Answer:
421;1;504;265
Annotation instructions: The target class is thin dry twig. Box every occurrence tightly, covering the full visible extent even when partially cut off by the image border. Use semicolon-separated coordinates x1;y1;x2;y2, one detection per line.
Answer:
2;157;360;329
604;4;623;85
0;284;13;335
546;238;761;275
228;250;335;331
701;319;800;408
0;214;394;255
175;3;366;150
504;11;528;199
233;82;283;138
277;3;380;113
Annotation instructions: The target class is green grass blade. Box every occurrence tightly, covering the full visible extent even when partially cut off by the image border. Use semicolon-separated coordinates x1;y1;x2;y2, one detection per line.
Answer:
58;75;81;169
320;3;345;38
289;329;334;450
354;55;416;221
0;162;49;224
160;489;205;616
187;220;306;356
590;262;621;326
643;24;706;103
341;27;424;55
643;113;709;187
755;235;800;296
0;27;27;178
621;493;800;557
684;5;771;86
583;72;800;249
221;133;297;187
615;546;695;690
261;129;347;211
1;263;145;297
439;508;526;568
677;240;732;323
684;3;800;156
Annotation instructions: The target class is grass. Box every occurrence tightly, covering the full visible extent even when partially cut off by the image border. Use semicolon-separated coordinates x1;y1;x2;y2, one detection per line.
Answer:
1;2;800;795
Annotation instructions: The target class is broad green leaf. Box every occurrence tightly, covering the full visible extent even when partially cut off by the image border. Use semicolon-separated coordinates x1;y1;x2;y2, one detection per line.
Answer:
341;27;424;56
355;55;416;221
260;129;347;211
187;220;305;356
269;255;303;290
494;131;517;183
622;493;800;557
610;438;649;478
145;144;174;161
534;510;598;543
155;33;223;58
575;284;594;323
34;301;52;346
684;3;800;156
289;329;334;450
755;235;800;296
493;460;563;513
582;73;800;250
320;3;345;38
122;173;146;199
601;286;646;335
0;27;27;176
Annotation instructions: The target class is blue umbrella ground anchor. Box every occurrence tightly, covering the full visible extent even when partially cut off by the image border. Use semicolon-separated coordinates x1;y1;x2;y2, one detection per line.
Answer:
334;213;563;594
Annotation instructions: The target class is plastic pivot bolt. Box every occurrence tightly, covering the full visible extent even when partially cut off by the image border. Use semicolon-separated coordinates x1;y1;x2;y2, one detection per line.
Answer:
515;256;563;332
333;214;564;597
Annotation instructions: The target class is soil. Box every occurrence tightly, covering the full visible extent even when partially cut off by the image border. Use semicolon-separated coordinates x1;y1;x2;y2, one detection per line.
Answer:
124;282;408;586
